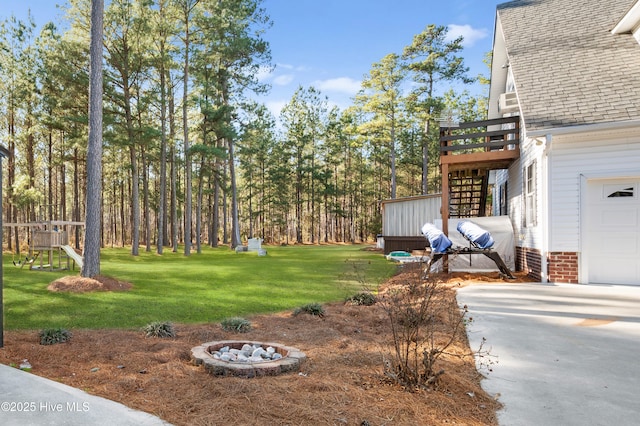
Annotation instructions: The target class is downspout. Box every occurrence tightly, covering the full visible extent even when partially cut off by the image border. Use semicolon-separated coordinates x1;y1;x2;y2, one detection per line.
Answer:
540;134;552;282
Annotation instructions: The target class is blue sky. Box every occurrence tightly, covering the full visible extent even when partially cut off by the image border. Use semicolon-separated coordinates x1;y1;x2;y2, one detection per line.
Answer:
5;0;501;116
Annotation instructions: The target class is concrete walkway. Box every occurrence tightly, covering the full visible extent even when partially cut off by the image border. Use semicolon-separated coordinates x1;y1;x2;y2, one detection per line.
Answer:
0;363;171;425
457;283;640;426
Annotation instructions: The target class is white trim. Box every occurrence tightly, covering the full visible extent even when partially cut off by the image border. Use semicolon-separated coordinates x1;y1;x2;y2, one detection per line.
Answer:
580;169;640;181
540;136;551;282
579;174;588;283
488;14;510;120
526;119;640;138
612;0;640;34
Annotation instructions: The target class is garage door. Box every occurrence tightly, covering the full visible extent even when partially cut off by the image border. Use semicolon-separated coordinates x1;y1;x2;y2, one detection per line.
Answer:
585;178;640;285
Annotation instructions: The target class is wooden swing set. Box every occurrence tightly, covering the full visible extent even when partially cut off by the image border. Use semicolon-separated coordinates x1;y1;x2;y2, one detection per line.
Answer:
4;205;85;272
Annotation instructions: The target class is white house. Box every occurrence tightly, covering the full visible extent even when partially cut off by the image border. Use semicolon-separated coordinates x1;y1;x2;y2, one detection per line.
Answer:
489;0;640;284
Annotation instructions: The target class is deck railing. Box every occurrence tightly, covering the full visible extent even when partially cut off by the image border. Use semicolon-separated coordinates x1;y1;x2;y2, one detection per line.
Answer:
439;116;520;155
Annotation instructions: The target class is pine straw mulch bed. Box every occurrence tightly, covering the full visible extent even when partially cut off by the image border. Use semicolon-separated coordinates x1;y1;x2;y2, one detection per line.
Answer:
47;275;133;292
0;265;534;425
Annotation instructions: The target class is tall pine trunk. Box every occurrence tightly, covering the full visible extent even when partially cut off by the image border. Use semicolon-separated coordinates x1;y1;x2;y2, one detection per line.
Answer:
157;51;168;254
181;3;194;256
82;0;104;278
168;77;178;252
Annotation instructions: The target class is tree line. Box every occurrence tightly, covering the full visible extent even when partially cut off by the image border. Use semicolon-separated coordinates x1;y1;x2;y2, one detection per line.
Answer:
0;0;487;254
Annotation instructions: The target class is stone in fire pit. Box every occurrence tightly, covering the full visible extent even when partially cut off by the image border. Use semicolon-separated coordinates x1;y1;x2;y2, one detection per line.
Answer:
191;340;306;378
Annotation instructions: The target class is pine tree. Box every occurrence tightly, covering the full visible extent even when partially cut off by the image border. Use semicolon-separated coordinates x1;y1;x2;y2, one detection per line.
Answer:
82;0;104;277
402;24;472;194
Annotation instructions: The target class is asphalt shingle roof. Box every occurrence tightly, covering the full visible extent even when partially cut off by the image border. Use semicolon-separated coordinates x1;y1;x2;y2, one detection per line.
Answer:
497;0;640;133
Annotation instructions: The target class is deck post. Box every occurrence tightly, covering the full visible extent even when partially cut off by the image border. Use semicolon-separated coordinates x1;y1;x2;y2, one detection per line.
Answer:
441;162;450;273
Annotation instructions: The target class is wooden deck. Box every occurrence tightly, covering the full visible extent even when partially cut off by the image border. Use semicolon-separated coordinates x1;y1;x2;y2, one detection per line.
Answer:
439;115;521;241
440;116;520;172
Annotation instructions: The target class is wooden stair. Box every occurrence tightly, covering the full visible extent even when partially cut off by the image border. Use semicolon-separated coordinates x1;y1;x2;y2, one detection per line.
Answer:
448;169;490;218
439;116;520;222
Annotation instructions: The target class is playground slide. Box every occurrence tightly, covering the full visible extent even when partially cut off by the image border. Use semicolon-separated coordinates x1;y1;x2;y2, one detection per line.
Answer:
61;245;83;269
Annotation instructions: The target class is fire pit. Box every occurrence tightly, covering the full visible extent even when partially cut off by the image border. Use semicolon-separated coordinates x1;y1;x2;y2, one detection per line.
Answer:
191;340;306;378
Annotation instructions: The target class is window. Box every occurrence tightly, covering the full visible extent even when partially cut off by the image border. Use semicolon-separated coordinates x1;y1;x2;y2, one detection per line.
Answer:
607;186;634;198
523;161;537;227
499;182;508;216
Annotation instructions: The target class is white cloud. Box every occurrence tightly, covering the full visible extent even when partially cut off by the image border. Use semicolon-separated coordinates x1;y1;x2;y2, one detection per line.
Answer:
273;74;295;86
276;63;294;70
446;24;488;48
276;63;309;72
311;77;362;95
266;100;288;118
255;65;273;82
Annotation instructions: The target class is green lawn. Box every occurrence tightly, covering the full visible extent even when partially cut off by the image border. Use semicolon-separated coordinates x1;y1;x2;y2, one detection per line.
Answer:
2;245;396;330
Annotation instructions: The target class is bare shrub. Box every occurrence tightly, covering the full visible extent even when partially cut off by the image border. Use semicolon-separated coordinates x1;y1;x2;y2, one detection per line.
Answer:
378;263;471;389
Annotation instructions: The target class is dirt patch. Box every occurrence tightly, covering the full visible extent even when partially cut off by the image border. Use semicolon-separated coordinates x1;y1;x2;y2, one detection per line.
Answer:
47;275;132;293
429;270;535;286
1;265;535;425
576;317;619;327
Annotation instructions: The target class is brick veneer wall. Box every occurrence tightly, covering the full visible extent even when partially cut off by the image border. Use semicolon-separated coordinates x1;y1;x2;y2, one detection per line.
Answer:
547;252;579;283
516;246;543;281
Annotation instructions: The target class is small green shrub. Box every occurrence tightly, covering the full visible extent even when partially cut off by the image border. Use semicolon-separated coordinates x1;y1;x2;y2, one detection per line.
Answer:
293;302;325;318
142;321;176;338
346;292;377;306
39;328;72;345
220;317;252;333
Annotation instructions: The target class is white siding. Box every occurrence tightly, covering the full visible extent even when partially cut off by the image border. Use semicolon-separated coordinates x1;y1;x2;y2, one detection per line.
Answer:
494;137;545;250
381;195;442;236
549;128;640;254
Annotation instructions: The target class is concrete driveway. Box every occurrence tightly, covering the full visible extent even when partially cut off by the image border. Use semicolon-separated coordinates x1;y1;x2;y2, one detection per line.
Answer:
457;283;640;426
0;362;171;426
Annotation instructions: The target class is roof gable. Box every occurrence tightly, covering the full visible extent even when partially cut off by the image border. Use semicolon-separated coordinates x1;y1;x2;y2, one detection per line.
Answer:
494;0;640;133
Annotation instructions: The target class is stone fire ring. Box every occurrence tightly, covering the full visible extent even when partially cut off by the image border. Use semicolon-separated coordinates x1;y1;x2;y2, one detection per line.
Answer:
191;340;306;378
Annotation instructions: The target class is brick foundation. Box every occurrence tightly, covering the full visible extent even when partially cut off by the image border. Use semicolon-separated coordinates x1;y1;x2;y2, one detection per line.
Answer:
516;246;543;281
547;252;579;283
516;248;580;283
